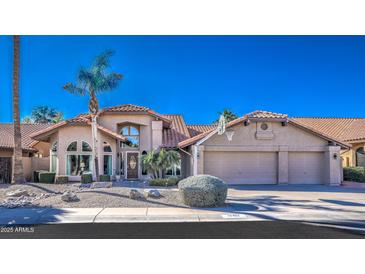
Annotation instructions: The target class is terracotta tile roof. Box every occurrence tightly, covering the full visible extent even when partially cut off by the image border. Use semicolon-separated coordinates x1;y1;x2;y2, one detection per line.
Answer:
292;117;365;142
102;104;150;112
161;115;191;148
100;104;171;125
187;125;215;137
247;110;288;119
30;115;126;142
179;111;350;149
96;124;126;141
0;123;53;151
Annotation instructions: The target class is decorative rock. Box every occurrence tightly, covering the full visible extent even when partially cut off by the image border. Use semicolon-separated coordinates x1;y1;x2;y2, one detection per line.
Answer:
6;189;29;197
144;189;161;198
90;182;113;189
129;189;145;200
0;196;33;208
61;191;79;202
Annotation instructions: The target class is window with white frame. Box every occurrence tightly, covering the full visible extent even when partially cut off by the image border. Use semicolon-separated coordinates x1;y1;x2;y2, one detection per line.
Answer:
166;161;181;177
66;141;92;176
120;125;139;148
103;142;113;175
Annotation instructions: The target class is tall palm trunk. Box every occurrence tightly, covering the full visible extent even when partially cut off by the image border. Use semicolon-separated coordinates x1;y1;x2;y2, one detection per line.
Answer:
91;115;99;180
89;89;99;180
12;35;24;184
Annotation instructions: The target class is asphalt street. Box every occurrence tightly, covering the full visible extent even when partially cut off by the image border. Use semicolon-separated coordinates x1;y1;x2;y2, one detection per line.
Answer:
1;221;364;239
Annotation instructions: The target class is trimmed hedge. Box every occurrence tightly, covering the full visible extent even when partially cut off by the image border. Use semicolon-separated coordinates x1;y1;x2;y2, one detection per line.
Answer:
99;175;111;182
55;176;69;184
178;175;227;207
33;170;48;182
39;172;56;184
343;167;365;182
81;173;93;184
149;177;180;187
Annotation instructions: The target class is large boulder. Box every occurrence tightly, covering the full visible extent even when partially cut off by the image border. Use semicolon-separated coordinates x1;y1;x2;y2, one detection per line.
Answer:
178;175;227;207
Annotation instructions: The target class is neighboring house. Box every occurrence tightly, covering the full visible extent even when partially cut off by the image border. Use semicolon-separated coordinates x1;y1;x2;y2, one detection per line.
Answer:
291;118;365;168
0;123;51;182
0;104;355;185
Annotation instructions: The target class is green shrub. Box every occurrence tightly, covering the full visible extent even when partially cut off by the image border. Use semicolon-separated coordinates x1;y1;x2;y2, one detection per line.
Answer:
81;172;93;184
55;176;69;184
149;177;180;187
178;175;227;207
343;167;365;182
39;172;56;184
33;170;48;182
99;174;111;182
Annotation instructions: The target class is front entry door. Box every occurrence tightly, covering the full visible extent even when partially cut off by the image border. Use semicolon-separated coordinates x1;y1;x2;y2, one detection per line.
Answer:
127;152;139;179
0;157;12;184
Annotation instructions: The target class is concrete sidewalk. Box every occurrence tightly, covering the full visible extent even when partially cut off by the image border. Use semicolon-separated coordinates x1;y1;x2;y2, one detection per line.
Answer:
1;205;365;225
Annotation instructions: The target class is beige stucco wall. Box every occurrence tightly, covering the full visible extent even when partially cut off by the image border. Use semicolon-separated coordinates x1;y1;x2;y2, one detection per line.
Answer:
204;122;328;148
33;141;51;157
195;121;342;185
98;113;156;152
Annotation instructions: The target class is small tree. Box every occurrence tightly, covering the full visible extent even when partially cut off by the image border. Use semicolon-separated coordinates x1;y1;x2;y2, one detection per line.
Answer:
213;108;238;124
22;106;64;123
141;149;181;178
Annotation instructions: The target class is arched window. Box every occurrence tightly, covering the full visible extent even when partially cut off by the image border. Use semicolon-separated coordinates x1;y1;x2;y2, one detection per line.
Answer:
82;141;92;152
66;141;92;176
356;147;365;166
50;141;58;172
103;142;113;175
67;141;77;151
120;126;139;148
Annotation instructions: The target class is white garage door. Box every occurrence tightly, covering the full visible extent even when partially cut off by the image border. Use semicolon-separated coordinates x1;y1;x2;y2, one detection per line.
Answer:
204;151;278;184
288;152;325;184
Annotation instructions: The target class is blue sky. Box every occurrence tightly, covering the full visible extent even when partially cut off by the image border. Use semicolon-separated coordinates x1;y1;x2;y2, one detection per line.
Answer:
1;35;365;124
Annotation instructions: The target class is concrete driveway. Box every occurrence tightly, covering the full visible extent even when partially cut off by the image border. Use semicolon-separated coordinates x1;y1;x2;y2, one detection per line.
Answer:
227;185;365;225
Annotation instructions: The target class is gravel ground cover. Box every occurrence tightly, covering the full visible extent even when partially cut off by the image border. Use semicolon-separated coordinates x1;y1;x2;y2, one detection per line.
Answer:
0;182;185;208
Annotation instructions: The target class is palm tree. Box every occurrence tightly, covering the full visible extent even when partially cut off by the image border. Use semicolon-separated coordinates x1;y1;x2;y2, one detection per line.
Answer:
158;149;181;177
141;149;160;178
63;50;122;179
141;149;181;178
22;106;64;123
213;108;238;124
12;35;24;184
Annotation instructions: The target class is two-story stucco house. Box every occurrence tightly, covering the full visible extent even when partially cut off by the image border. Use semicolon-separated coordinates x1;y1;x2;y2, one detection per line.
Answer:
24;104;349;184
1;104;351;185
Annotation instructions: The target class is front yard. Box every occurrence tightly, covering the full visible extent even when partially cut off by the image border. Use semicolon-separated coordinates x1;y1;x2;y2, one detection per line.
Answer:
0;182;185;208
